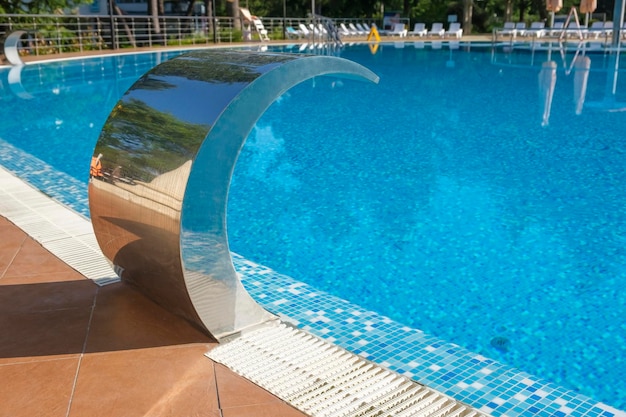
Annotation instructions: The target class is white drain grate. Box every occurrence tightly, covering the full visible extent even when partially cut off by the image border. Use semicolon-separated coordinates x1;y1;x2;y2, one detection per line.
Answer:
0;167;119;286
207;323;490;417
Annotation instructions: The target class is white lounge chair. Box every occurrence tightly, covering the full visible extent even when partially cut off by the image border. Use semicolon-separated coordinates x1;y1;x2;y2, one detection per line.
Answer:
408;23;427;37
514;22;527;36
239;7;269;41
339;23;353;36
445;22;463;38
428;22;445;37
349;22;367;35
362;23;373;32
497;22;517;37
603;21;614;37
254;19;269;41
523;22;545;37
587;21;611;38
549;21;565;36
286;26;302;39
299;23;312;38
388;23;408;37
356;23;369;33
563;21;586;38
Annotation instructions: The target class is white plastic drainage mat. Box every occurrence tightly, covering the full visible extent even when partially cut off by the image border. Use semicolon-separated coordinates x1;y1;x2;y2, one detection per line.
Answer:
0;166;119;286
207;323;490;417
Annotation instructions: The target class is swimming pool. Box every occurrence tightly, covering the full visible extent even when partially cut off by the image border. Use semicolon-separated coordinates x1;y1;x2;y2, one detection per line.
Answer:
1;42;625;413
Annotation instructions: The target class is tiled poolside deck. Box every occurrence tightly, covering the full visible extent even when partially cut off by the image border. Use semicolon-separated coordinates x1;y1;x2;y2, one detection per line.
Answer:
0;215;308;417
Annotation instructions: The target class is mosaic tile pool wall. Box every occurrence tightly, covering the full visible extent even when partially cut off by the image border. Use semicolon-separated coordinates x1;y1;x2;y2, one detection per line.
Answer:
0;138;624;417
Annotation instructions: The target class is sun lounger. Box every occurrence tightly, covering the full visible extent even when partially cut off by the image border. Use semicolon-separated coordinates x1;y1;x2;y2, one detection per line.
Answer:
549;21;565;36
497;22;517;37
408;23;427;37
239;7;269;41
428;22;445;37
299;23;312;38
587;21;612;38
286;26;302;39
522;22;546;37
349;23;367;35
445;22;463;38
388;23;408;37
514;22;527;36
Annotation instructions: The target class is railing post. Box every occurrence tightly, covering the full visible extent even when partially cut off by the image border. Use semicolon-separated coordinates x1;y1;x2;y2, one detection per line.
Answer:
109;0;117;49
78;17;84;52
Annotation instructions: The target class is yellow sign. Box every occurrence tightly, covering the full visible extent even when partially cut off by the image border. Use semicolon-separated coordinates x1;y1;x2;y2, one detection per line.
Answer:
367;26;381;42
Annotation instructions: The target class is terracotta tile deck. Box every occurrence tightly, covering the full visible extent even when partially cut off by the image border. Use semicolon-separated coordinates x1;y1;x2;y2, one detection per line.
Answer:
0;215;308;417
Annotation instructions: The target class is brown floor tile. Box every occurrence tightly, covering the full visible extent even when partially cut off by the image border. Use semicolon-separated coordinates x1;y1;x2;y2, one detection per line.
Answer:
69;345;219;417
214;362;282;408
2;238;85;281
0;307;91;363
0;219;27;278
0;357;79;417
0;279;97;314
84;282;214;353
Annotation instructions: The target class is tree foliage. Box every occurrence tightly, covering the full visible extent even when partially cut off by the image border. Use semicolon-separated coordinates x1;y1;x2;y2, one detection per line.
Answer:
238;0;610;33
2;0;614;33
0;0;92;14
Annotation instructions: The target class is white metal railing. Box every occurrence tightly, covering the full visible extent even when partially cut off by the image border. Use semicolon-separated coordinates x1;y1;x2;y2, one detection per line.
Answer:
0;13;382;61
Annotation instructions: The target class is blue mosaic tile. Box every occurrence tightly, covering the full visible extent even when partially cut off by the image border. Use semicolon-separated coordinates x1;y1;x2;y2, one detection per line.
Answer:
232;253;626;417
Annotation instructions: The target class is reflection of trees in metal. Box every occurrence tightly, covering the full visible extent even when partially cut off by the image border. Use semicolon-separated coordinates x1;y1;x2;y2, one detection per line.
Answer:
98;98;207;182
145;50;296;83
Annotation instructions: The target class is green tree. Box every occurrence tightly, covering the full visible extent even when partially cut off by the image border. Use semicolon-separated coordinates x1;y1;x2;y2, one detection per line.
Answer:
0;0;92;14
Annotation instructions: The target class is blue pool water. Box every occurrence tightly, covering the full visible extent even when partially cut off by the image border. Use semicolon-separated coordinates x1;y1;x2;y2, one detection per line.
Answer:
1;43;625;412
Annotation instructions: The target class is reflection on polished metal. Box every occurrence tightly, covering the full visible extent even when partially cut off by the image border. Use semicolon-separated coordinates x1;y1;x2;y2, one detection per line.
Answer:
89;50;379;341
4;31;27;66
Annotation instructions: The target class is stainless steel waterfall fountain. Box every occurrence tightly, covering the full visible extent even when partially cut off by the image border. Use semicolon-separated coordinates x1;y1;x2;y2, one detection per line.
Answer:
89;50;378;341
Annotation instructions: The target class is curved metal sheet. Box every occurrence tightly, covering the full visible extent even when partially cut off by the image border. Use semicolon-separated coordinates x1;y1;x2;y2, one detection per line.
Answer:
89;50;379;341
4;31;26;66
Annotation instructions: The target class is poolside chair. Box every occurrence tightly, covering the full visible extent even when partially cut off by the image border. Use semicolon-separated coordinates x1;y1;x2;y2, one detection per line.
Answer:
286;26;302;39
587;21;611;39
253;19;270;41
356;23;369;34
445;22;463;38
549;21;565;37
408;23;427;37
349;22;367;35
362;23;373;32
514;22;527;36
497;22;517;37
564;20;586;38
339;23;353;37
388;23;408;37
523;21;546;37
239;7;269;41
317;23;328;37
428;22;445;37
299;23;312;38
